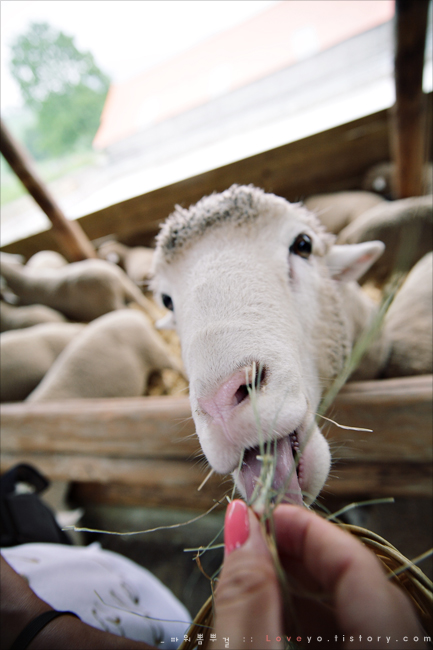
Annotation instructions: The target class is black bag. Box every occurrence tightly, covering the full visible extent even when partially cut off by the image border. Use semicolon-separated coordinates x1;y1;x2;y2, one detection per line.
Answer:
0;464;72;547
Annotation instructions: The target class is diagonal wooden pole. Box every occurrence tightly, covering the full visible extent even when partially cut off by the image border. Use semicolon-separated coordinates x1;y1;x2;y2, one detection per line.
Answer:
391;0;430;198
1;118;97;262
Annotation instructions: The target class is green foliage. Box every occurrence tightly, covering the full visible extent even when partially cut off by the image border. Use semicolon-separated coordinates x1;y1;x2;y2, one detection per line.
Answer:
0;157;26;205
9;22;110;159
1;149;100;206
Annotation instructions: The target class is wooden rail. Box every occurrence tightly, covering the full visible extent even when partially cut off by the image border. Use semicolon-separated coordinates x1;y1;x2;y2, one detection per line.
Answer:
392;0;430;198
1;107;392;259
1;375;431;509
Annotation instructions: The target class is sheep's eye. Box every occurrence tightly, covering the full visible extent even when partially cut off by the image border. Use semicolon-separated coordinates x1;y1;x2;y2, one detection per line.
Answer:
162;294;174;311
290;233;312;259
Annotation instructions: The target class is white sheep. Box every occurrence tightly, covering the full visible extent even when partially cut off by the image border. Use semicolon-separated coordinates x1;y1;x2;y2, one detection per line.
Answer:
0;253;25;265
0;256;161;322
0;253;25;305
151;184;431;508
0;300;67;332
98;240;154;287
1;322;85;402
382;252;432;377
303;190;385;234
1;249;68;334
26;250;69;269
27;309;184;401
337;195;432;285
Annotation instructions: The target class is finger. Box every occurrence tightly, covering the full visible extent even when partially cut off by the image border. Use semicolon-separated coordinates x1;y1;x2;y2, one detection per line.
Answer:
214;500;284;650
273;505;424;648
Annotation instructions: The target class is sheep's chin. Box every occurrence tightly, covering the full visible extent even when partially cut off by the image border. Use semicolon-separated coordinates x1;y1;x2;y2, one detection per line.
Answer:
234;433;304;507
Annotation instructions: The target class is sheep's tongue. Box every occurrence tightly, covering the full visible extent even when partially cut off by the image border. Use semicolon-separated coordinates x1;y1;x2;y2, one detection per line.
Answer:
240;437;303;506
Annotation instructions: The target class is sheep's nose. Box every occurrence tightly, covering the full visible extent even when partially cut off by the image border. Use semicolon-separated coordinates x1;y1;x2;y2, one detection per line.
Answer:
198;365;265;421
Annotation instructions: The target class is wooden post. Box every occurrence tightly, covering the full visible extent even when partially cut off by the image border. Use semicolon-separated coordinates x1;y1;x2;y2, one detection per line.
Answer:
0;119;97;262
392;0;430;198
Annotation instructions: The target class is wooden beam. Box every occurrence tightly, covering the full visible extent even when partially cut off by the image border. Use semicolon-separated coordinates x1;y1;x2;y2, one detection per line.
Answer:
67;461;433;511
1;107;392;259
391;0;430;198
1;376;431;463
324;461;432;499
0;119;97;262
324;374;433;462
1;376;431;507
0;396;197;459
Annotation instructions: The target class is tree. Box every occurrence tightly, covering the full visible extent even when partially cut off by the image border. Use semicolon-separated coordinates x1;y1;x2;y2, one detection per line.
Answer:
10;22;110;158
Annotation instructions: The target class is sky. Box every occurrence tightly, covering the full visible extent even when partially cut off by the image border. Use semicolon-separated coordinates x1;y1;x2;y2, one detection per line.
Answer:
0;0;279;113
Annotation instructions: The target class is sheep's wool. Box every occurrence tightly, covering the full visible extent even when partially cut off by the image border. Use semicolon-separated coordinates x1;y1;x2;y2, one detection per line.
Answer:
156;184;331;262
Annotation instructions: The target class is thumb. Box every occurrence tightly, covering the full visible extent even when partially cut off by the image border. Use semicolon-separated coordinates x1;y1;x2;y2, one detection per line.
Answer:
214;500;284;650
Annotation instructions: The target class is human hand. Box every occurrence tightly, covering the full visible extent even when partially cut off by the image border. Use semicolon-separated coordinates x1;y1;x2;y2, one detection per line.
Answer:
0;554;52;649
0;554;155;649
213;501;427;650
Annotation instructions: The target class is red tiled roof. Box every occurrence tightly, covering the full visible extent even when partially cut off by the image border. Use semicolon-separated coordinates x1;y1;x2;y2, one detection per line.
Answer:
93;0;394;149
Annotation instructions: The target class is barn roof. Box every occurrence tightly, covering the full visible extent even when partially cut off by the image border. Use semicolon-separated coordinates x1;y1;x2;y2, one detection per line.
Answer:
93;1;394;150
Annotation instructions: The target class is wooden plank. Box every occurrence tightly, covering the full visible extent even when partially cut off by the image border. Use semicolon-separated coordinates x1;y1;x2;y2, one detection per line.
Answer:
67;461;433;511
325;461;433;499
0;119;97;262
1;454;227;511
391;0;430;198
0;396;197;459
1;376;431;466
323;375;433;461
1;375;431;507
1;107;391;259
69;481;228;513
79;110;391;245
68;462;433;511
3;452;431;502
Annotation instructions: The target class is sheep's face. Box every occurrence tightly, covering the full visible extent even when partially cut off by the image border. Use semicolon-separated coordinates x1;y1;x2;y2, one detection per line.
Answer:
152;186;384;506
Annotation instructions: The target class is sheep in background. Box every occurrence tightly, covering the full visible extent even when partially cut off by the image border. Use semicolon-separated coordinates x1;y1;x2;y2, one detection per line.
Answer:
98;240;154;287
362;161;432;198
0;256;161;322
337;195;432;285
0;301;67;332
0;254;25;305
151;184;432;508
27;309;185;402
0;253;25;265
382;252;432;378
1;322;85;402
26;250;68;269
0;250;69;331
304;190;385;234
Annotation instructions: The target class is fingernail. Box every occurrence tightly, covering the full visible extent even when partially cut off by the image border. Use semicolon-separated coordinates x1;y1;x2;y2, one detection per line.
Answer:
224;499;250;556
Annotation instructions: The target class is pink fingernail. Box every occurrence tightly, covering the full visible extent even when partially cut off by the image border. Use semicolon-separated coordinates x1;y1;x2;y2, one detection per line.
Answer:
224;500;250;556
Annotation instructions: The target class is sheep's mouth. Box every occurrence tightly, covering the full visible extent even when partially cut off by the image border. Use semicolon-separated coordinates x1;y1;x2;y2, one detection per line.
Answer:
238;430;303;506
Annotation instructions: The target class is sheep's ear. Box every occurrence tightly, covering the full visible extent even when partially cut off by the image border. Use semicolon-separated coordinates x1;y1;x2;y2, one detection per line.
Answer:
155;312;176;330
325;241;385;282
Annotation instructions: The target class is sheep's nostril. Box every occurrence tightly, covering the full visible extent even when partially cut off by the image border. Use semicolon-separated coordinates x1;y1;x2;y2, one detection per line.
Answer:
233;366;266;406
198;364;267;420
233;384;249;406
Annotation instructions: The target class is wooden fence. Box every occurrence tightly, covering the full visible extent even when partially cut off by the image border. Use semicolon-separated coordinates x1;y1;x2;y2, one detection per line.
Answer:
1;375;431;510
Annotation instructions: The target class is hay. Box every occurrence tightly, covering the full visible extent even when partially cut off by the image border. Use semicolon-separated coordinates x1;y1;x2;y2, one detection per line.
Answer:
340;523;433;637
178;522;433;650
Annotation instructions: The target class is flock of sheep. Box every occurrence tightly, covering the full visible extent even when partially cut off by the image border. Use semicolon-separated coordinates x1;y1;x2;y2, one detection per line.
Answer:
1;171;431;421
1;164;432;505
0;251;185;403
